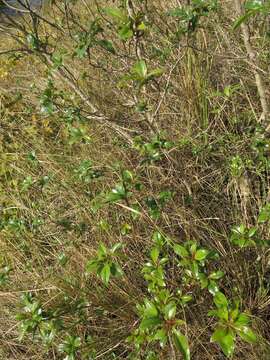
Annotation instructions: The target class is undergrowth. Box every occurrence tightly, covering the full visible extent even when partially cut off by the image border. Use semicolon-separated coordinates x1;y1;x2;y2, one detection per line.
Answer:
0;0;270;359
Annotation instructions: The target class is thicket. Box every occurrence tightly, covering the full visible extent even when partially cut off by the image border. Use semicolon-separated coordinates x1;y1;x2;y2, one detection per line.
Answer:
0;0;270;359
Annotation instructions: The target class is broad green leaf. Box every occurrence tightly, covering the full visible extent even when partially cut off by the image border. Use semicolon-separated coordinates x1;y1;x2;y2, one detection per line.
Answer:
237;326;257;343
144;300;158;318
217;307;229;322
190;243;197;254
234;312;250;326
150;247;160;263
211;325;228;343
111;242;123;254
194;249;209;261
27;34;39;49
180;294;193;304
152;231;166;246
208;280;219;295
258;204;270;223
190;261;199;279
106;184;127;202
110;263;123;277
214;292;228;308
164;302;176;320
173;330;190;360
122;169;133;182
100;263;111;285
224;85;232;97
211;327;235;357
220;331;235;357
232;11;253;30
98;243;107;257
97;39;116;54
118;22;133;40
73;336;81;347
146;68;164;81
248;227;257;237
132;60;147;79
137;22;146;31
153;328;167;347
198;272;208;289
140;316;161;330
174;244;189;258
230;306;239;322
209;271;225;280
245;1;264;11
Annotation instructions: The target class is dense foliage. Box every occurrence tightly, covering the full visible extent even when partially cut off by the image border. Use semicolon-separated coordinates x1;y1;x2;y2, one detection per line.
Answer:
0;0;270;359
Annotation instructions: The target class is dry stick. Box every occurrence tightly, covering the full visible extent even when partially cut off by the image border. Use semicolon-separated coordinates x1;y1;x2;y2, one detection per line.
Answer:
233;0;269;127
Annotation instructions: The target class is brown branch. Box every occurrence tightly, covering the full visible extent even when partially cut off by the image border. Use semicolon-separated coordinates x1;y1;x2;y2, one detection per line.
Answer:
233;0;269;128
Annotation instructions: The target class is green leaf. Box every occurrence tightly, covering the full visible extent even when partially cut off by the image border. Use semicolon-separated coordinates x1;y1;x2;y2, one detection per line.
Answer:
208;280;219;295
73;336;81;348
152;231;166;247
100;263;111;285
194;249;209;261
164;302;176;320
214;292;228;308
111;242;123;254
122;169;133;183
190;261;199;279
258;204;270;223
146;68;164;81
232;11;253;30
198;272;208;289
110;262;123;277
132;60;148;79
98;243;107;257
27;34;39;50
103;7;126;22
153;328;167;348
230;303;239;321
180;294;193;304
209;271;225;280
211;325;228;342
85;259;98;273
190;243;197;255
208;309;219;317
97;39;115;54
118;22;133;40
144;300;158;318
137;21;146;31
234;312;250;326
106;184;127;202
140;316;161;330
173;330;190;360
248;227;257;238
237;326;257;343
217;307;229;322
245;1;264;11
150;247;160;263
211;327;235;357
174;244;189;258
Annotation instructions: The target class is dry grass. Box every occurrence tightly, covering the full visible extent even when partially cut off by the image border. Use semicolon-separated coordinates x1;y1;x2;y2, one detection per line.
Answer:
0;0;270;359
